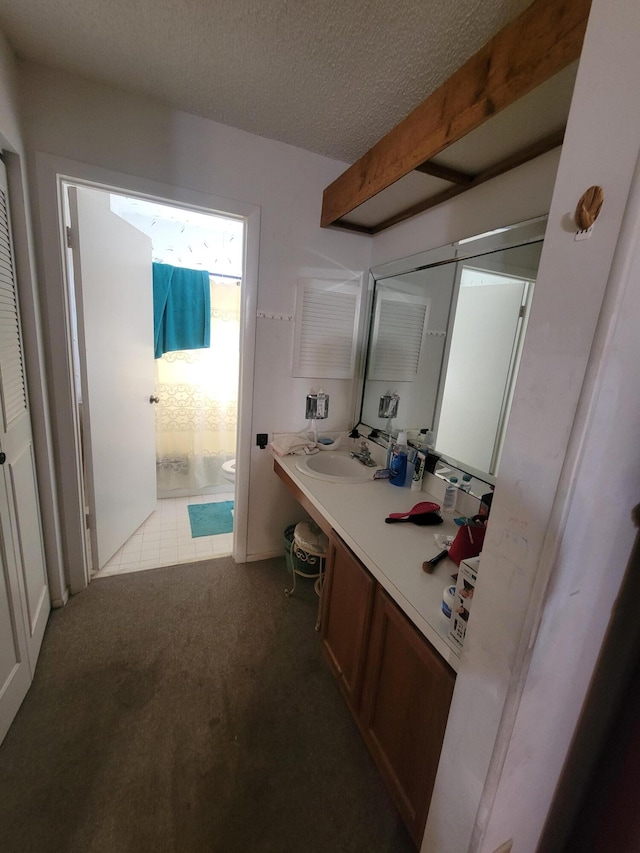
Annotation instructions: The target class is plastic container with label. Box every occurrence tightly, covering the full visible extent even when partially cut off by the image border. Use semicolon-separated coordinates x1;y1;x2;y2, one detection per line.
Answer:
389;430;409;487
442;476;459;512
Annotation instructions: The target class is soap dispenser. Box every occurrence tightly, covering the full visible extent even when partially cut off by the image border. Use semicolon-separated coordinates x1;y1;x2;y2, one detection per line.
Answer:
305;389;329;445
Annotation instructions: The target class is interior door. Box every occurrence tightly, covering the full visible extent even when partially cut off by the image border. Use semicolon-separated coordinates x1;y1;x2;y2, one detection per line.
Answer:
68;186;157;570
436;273;526;474
0;159;49;740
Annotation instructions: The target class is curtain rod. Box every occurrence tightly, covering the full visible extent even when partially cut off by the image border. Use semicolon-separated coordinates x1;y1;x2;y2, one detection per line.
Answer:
208;272;241;281
152;259;241;282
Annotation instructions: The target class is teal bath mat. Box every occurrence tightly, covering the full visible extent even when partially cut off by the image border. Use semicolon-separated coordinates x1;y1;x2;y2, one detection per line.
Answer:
187;501;234;537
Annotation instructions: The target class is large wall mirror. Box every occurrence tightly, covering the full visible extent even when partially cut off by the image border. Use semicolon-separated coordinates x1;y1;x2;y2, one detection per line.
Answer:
358;217;546;484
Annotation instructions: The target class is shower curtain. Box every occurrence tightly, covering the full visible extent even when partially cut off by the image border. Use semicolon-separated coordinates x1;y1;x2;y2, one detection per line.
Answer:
155;277;240;494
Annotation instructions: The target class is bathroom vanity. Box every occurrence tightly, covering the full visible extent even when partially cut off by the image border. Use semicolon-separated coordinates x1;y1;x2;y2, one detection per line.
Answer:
271;216;546;845
273;452;469;845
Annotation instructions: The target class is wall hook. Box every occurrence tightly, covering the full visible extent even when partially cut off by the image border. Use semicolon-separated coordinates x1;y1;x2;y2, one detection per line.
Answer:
574;185;604;231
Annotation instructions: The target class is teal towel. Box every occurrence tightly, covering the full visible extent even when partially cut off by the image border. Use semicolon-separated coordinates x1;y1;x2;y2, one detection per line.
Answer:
152;263;172;357
153;263;211;358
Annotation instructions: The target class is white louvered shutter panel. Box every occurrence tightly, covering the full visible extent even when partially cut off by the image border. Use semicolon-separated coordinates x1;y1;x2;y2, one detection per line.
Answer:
0;182;26;431
367;290;430;382
292;278;362;379
0;158;49;744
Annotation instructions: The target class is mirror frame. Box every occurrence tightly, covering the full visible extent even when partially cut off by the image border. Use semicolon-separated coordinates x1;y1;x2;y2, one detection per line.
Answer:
355;215;548;485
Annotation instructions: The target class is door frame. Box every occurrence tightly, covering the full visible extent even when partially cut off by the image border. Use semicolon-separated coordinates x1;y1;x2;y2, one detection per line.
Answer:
34;153;259;593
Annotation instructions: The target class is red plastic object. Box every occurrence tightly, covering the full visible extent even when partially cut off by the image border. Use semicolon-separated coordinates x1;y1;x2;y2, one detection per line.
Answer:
447;523;486;566
387;501;440;519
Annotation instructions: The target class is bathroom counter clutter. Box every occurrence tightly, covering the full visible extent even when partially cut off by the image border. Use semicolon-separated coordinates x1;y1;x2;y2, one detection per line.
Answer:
273;452;463;671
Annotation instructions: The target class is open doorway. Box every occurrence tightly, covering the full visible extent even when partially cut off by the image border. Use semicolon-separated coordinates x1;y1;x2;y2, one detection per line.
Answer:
63;184;244;578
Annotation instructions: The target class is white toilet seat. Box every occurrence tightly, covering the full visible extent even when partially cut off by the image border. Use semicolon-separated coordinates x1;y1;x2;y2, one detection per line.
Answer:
222;459;236;483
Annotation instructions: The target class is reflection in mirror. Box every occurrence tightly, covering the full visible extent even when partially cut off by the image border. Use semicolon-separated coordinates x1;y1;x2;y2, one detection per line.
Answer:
361;263;456;433
436;241;541;476
359;218;546;483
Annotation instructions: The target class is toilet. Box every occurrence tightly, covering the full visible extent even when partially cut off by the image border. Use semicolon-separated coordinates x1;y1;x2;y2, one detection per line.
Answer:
221;458;236;484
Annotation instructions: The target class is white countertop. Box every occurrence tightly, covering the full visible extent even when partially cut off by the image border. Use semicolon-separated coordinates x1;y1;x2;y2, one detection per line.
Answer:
274;452;463;672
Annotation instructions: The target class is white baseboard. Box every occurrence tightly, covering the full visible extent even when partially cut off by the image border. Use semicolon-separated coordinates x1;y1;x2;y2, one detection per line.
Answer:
50;588;70;608
245;549;283;563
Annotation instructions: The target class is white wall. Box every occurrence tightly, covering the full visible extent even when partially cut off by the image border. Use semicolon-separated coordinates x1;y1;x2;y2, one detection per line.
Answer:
18;62;373;564
0;30;22;146
478;3;640;848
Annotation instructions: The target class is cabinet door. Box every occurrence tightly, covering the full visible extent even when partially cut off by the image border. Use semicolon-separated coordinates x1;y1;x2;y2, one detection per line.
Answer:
361;587;455;846
321;533;375;711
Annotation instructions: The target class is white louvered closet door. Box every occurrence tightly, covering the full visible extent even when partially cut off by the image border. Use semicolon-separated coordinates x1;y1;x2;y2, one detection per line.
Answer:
0;157;49;744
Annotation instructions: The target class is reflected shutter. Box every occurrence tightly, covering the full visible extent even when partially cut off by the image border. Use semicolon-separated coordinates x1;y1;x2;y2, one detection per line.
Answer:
368;291;430;382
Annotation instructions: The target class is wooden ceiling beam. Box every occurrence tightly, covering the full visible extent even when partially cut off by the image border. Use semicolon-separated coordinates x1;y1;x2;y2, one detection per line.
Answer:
329;220;374;235
368;129;565;233
414;161;474;185
321;0;591;228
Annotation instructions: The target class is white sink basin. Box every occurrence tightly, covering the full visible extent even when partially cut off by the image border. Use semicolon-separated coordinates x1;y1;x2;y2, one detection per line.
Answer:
295;451;379;483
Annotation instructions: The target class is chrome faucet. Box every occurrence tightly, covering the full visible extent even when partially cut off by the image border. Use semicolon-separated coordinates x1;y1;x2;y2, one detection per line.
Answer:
349;440;376;467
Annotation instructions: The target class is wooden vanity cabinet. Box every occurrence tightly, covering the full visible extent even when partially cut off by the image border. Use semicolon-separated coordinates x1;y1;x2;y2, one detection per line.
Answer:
321;533;375;712
321;531;455;847
360;586;455;845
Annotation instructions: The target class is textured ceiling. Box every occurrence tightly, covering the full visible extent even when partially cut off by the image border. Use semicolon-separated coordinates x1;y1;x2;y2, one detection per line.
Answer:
0;0;533;162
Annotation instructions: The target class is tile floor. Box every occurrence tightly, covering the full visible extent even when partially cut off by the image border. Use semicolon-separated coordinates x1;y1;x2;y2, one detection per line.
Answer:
93;493;234;579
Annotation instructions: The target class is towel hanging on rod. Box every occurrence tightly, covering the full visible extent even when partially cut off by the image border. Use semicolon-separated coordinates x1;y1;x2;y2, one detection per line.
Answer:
153;262;211;358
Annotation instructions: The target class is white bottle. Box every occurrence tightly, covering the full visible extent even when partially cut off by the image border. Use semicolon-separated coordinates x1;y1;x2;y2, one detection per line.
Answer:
461;473;472;492
404;448;417;488
385;433;396;469
411;451;426;492
395;430;408;451
442;476;458;512
389;431;409;487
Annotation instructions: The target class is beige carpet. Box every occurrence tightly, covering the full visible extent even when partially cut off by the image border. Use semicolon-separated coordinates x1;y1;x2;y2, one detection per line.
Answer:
0;556;414;852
